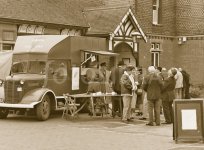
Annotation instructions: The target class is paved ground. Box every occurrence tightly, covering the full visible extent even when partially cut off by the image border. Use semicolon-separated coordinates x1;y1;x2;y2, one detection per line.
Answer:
0;112;203;150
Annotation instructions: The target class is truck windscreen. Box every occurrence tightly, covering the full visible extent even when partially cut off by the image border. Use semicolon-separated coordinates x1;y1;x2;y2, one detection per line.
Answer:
12;61;46;74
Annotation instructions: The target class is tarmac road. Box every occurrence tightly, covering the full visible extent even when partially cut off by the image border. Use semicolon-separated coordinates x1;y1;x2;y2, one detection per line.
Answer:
0;112;203;150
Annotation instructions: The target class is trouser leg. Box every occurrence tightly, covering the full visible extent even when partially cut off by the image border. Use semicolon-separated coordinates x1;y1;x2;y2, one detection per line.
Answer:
154;100;161;125
122;96;131;120
148;100;154;124
169;101;173;123
162;101;171;123
143;92;148;118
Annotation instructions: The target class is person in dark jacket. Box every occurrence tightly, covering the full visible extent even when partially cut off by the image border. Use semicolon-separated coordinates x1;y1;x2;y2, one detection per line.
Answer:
142;66;163;126
179;68;190;99
161;68;177;124
110;61;126;117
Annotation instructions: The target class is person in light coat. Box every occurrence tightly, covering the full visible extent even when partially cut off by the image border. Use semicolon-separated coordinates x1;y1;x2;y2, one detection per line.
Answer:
120;65;136;123
174;68;183;99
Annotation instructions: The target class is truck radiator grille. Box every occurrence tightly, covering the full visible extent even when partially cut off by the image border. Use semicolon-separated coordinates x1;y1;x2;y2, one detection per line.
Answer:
4;81;23;104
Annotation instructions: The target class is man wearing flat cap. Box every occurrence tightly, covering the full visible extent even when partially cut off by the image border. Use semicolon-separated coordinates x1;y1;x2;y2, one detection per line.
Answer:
120;65;137;123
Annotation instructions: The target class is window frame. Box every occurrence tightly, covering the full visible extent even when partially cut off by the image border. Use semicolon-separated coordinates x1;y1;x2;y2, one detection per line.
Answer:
151;42;161;67
152;0;162;25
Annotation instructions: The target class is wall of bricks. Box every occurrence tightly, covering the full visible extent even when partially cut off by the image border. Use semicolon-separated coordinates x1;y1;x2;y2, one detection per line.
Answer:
138;39;152;68
174;38;204;84
139;37;175;69
159;38;175;69
153;0;176;36
139;37;204;84
134;0;152;34
134;0;204;84
135;0;176;36
135;0;204;36
176;0;204;35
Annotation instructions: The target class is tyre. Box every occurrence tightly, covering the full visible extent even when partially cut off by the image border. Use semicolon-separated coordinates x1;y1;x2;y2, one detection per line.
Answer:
36;95;51;121
0;108;9;119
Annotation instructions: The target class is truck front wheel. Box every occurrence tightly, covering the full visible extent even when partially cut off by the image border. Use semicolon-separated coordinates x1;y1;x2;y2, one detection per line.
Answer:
0;108;9;119
36;95;51;121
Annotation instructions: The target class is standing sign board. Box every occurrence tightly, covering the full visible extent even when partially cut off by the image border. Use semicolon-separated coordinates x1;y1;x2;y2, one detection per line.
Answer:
173;99;204;143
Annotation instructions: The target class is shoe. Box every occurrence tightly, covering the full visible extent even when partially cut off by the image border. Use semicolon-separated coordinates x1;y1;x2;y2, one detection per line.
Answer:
127;119;134;122
139;117;147;120
88;112;93;116
136;112;143;116
161;122;171;124
146;123;154;126
122;120;129;124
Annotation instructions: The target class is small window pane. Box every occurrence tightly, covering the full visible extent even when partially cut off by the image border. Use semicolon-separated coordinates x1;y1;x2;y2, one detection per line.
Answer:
151;53;154;66
155;53;159;67
3;31;14;41
2;44;14;50
156;43;160;49
151;43;155;49
153;0;157;5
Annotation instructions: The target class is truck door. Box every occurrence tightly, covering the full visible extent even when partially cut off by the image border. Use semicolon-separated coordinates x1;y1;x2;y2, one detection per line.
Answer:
46;60;70;96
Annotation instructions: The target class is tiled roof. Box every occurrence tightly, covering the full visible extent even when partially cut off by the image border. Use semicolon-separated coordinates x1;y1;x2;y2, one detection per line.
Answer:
0;0;89;27
76;0;105;9
84;6;130;35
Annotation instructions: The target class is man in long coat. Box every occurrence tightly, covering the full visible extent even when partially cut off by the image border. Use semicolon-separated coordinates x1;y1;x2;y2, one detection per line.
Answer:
161;68;177;124
142;66;163;126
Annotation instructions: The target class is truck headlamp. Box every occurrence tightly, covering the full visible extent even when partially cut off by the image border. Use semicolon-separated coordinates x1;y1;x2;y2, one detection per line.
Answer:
20;80;24;85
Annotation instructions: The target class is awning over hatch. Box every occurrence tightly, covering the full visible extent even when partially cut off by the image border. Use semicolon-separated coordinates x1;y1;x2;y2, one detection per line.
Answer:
81;50;119;56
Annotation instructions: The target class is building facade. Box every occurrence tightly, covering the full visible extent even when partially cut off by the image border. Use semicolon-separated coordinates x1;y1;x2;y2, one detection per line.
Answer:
135;0;204;84
0;0;204;84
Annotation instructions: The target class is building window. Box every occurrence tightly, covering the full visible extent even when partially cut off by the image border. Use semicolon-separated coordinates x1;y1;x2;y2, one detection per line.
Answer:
3;31;15;41
2;43;14;51
151;43;161;67
153;0;162;25
18;24;44;35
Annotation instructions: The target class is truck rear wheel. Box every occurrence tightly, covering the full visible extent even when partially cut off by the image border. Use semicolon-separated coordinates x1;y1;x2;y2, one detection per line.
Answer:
36;95;51;121
0;108;9;119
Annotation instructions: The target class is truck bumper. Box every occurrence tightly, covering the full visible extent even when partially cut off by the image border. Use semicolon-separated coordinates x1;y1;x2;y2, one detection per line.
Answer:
0;101;40;109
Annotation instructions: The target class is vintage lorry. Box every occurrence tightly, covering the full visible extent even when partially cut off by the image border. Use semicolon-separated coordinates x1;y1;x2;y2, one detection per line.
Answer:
0;35;118;120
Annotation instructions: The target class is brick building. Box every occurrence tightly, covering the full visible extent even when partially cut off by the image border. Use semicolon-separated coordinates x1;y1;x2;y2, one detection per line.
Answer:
135;0;204;84
0;0;204;84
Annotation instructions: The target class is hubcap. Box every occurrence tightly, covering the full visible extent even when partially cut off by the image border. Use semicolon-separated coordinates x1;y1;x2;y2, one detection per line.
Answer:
42;99;49;115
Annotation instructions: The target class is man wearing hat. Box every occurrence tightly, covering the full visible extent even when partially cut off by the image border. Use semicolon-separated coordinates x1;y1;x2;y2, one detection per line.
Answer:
110;61;126;117
120;65;136;123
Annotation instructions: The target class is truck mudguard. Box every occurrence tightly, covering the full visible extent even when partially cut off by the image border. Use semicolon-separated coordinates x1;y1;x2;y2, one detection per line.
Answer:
20;88;56;107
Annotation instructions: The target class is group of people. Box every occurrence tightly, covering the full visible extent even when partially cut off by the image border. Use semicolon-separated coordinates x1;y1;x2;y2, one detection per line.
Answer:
85;59;191;126
118;63;190;126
